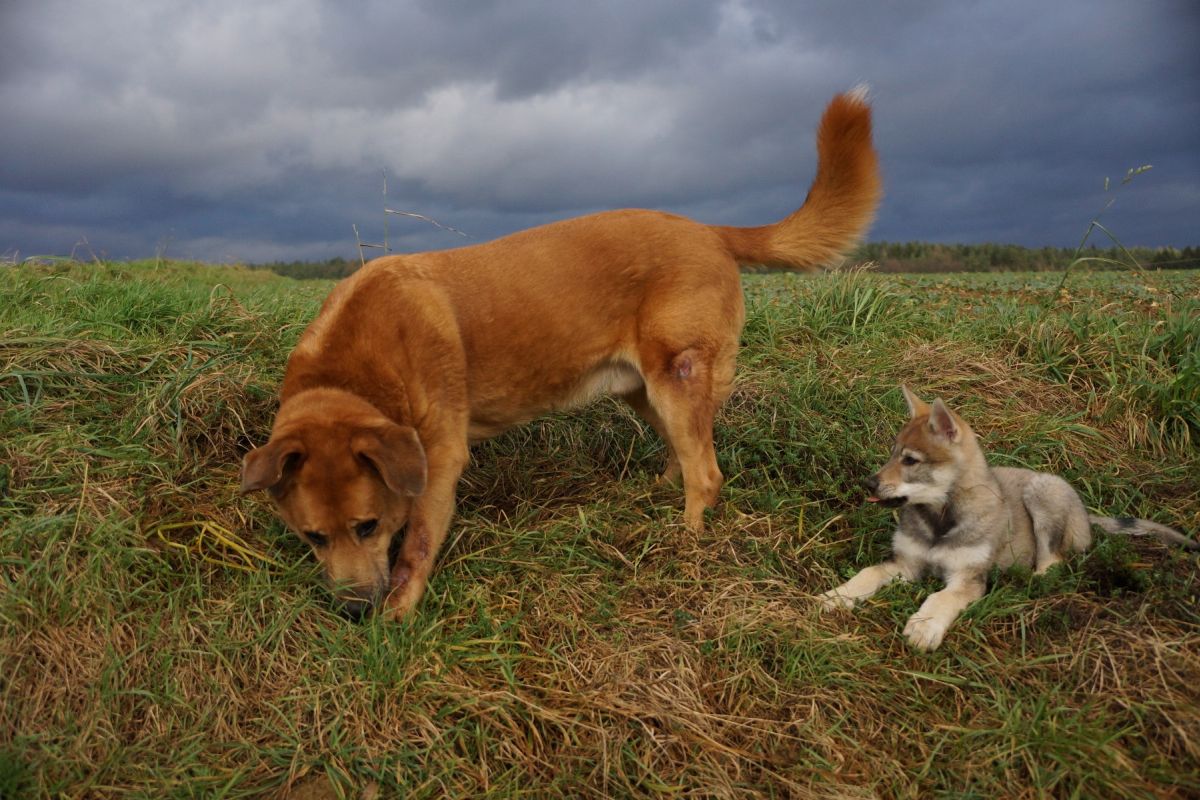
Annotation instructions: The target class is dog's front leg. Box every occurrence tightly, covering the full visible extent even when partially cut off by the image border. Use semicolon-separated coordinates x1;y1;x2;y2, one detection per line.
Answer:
385;444;467;620
903;572;986;651
819;558;920;611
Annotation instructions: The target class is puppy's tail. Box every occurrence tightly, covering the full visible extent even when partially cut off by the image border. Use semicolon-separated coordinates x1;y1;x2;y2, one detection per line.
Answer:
1089;515;1200;551
712;84;883;270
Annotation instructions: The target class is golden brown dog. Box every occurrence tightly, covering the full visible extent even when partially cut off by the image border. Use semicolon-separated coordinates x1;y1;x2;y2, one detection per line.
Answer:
241;87;882;620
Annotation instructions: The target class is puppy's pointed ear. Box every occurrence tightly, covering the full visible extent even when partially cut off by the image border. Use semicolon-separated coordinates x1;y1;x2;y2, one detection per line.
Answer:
928;399;960;442
901;385;930;418
241;437;305;494
353;424;427;496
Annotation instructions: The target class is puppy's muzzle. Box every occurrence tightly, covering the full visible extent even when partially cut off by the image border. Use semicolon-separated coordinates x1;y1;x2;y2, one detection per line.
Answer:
865;473;907;508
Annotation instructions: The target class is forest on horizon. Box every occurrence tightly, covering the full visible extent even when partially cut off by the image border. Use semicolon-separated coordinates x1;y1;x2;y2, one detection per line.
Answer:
248;241;1200;281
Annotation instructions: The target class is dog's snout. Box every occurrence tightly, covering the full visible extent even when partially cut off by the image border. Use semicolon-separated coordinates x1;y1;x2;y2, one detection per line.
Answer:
865;474;880;493
338;597;373;622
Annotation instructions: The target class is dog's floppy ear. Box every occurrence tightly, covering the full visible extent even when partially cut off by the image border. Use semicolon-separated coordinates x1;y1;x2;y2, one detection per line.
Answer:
352;424;427;496
901;385;930;418
241;437;305;494
928;399;960;442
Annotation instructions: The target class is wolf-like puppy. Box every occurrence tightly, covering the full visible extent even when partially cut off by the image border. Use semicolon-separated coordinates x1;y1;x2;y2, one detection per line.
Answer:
820;386;1198;651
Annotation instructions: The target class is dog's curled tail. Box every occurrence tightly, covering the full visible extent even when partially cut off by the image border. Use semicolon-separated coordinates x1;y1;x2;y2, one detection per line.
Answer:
712;84;883;270
1090;515;1200;551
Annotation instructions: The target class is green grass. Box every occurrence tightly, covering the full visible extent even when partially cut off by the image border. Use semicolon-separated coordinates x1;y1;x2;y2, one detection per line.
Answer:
2;260;1198;798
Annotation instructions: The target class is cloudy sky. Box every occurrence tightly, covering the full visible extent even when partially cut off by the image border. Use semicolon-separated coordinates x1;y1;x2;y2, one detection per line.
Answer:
2;0;1197;263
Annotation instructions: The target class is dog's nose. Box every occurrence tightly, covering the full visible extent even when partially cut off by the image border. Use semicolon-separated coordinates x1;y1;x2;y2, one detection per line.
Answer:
864;474;879;493
338;598;372;622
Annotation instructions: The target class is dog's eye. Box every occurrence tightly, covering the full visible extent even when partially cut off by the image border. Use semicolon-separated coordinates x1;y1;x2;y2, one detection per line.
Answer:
901;455;920;466
305;531;328;547
355;519;378;539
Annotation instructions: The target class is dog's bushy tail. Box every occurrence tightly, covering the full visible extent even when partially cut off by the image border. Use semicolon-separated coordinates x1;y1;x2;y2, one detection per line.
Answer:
712;85;883;270
1090;515;1200;551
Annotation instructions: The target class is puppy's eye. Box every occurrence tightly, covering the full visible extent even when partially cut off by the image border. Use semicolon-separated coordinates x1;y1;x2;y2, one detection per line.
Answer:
355;519;379;539
901;455;920;466
305;531;328;547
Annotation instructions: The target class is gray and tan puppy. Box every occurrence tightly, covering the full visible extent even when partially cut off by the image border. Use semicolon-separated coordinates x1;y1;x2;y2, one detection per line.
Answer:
820;386;1197;651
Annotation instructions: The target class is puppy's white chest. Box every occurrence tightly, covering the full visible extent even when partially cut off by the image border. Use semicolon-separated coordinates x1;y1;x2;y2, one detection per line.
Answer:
927;542;993;574
895;531;993;576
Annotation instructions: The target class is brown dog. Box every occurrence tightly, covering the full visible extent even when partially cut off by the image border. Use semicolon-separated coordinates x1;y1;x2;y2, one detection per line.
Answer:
241;87;882;620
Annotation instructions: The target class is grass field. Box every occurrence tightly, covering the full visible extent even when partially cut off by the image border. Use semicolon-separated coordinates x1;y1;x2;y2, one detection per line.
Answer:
2;260;1198;798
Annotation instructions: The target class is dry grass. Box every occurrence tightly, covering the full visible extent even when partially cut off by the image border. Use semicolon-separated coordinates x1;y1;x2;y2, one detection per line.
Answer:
1;261;1198;798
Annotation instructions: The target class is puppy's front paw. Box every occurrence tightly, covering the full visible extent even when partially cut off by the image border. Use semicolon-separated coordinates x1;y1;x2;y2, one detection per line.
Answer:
818;588;856;612
903;614;948;651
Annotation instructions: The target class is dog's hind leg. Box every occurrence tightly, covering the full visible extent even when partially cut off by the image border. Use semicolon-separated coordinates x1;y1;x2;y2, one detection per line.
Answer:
1023;475;1092;573
1062;504;1092;555
633;264;743;531
620;385;681;485
639;340;735;532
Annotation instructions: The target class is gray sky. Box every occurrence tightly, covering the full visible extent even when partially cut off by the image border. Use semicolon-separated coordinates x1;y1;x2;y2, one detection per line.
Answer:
2;0;1197;263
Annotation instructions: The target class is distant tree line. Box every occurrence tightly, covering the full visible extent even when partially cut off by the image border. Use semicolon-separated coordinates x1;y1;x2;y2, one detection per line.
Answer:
855;242;1200;273
250;244;1200;280
247;256;359;280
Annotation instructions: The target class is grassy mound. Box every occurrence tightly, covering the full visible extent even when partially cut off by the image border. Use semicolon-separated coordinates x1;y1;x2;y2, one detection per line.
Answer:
2;261;1198;797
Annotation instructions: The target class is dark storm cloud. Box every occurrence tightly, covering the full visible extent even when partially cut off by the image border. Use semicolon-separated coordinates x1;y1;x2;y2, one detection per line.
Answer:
1;0;1197;262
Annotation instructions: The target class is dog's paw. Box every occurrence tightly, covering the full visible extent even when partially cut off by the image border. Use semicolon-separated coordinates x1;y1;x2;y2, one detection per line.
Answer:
903;614;948;651
1033;555;1064;576
818;589;856;612
383;566;425;621
384;591;419;622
